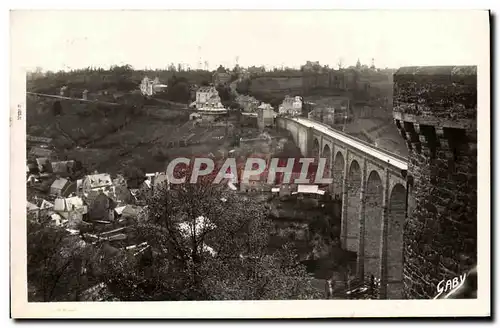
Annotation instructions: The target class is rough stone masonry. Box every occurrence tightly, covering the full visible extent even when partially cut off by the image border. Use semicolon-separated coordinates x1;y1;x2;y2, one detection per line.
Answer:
393;66;477;299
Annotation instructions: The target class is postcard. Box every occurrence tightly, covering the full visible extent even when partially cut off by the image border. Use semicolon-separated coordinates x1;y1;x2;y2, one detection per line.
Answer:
10;9;490;318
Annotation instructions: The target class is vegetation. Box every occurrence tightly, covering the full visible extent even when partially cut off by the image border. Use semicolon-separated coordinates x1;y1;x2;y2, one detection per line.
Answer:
27;64;213;95
102;180;321;300
27;179;323;301
165;75;191;103
27;221;93;301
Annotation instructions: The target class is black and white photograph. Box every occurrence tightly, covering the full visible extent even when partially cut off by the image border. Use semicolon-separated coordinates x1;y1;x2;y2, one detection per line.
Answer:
9;8;490;318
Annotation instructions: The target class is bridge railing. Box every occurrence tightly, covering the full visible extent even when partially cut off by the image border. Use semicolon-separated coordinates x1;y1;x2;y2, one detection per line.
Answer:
286;117;408;163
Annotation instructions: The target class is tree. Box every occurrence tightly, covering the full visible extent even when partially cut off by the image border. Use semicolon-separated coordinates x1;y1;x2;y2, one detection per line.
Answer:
110;65;136;91
337;58;344;70
53;101;62;116
27;221;91;301
216;65;227;73
236;79;251;95
166;76;190;103
102;178;322;300
123;165;146;189
216;84;233;106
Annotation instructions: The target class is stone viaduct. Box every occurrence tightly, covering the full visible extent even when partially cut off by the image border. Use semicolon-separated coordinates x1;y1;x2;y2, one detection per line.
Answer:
275;65;477;300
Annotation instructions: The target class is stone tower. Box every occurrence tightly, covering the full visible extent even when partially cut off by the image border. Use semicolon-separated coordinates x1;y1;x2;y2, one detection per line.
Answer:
393;66;477;299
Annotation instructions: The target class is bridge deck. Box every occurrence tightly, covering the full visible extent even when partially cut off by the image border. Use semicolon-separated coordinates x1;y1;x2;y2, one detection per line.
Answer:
291;117;408;171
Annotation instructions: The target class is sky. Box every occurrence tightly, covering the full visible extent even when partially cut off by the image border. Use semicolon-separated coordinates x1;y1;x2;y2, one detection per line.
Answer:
11;10;489;72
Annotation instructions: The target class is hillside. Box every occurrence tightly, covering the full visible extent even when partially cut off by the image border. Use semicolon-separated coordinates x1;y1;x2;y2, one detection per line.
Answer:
238;71;406;157
27;65;213;96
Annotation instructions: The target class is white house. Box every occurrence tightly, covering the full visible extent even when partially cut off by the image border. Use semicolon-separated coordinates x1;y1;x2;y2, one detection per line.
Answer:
80;173;115;197
140;77;168;97
279;95;303;116
257;103;276;129
191;86;225;110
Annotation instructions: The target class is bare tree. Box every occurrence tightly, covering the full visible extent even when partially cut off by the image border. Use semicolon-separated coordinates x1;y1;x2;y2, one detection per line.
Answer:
337;58;344;70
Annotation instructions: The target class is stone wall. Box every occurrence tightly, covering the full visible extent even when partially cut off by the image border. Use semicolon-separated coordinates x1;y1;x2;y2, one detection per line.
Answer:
393;66;477;299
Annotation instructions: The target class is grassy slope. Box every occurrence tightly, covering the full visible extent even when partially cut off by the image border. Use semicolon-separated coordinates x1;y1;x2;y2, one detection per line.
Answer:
27;94;213;175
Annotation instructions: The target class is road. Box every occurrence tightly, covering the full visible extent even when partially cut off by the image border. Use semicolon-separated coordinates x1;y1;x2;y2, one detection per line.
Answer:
27;92;120;106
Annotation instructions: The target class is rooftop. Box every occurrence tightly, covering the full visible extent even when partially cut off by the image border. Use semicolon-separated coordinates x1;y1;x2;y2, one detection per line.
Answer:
54;196;86;212
51;178;69;190
86;173;113;188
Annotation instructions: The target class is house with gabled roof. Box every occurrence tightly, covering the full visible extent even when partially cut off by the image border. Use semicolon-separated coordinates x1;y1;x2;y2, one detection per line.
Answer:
27;201;40;221
81;173;115;196
112;185;133;205
32;197;55;221
50;178;72;197
51;160;75;176
193;86;222;110
53;196;88;228
36;157;51;173
87;191;116;222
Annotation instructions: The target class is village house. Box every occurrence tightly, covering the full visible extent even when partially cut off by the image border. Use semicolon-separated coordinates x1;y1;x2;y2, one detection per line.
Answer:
50;178;75;197
86;191;116;222
135;179;154;200
113;184;133;205
35;157;51;173
112;174;127;187
236;94;260;112
257;103;276;130
49;213;67;227
51;160;75;177
239;162;273;193
26;160;39;175
60;86;68;96
139;77;154;96
191;86;224;110
308;107;336;126
80;173;115;197
53;196;88;228
27;202;40;222
26;173;40;187
278;96;303;116
32;198;55;222
306;97;350;126
139;77;168;97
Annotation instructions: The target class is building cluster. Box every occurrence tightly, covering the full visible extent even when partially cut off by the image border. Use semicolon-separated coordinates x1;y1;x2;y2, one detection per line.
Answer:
235;94;260;112
278;95;303;117
139;77;168;97
306;97;351;127
26;136;171;234
27;164;170;231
